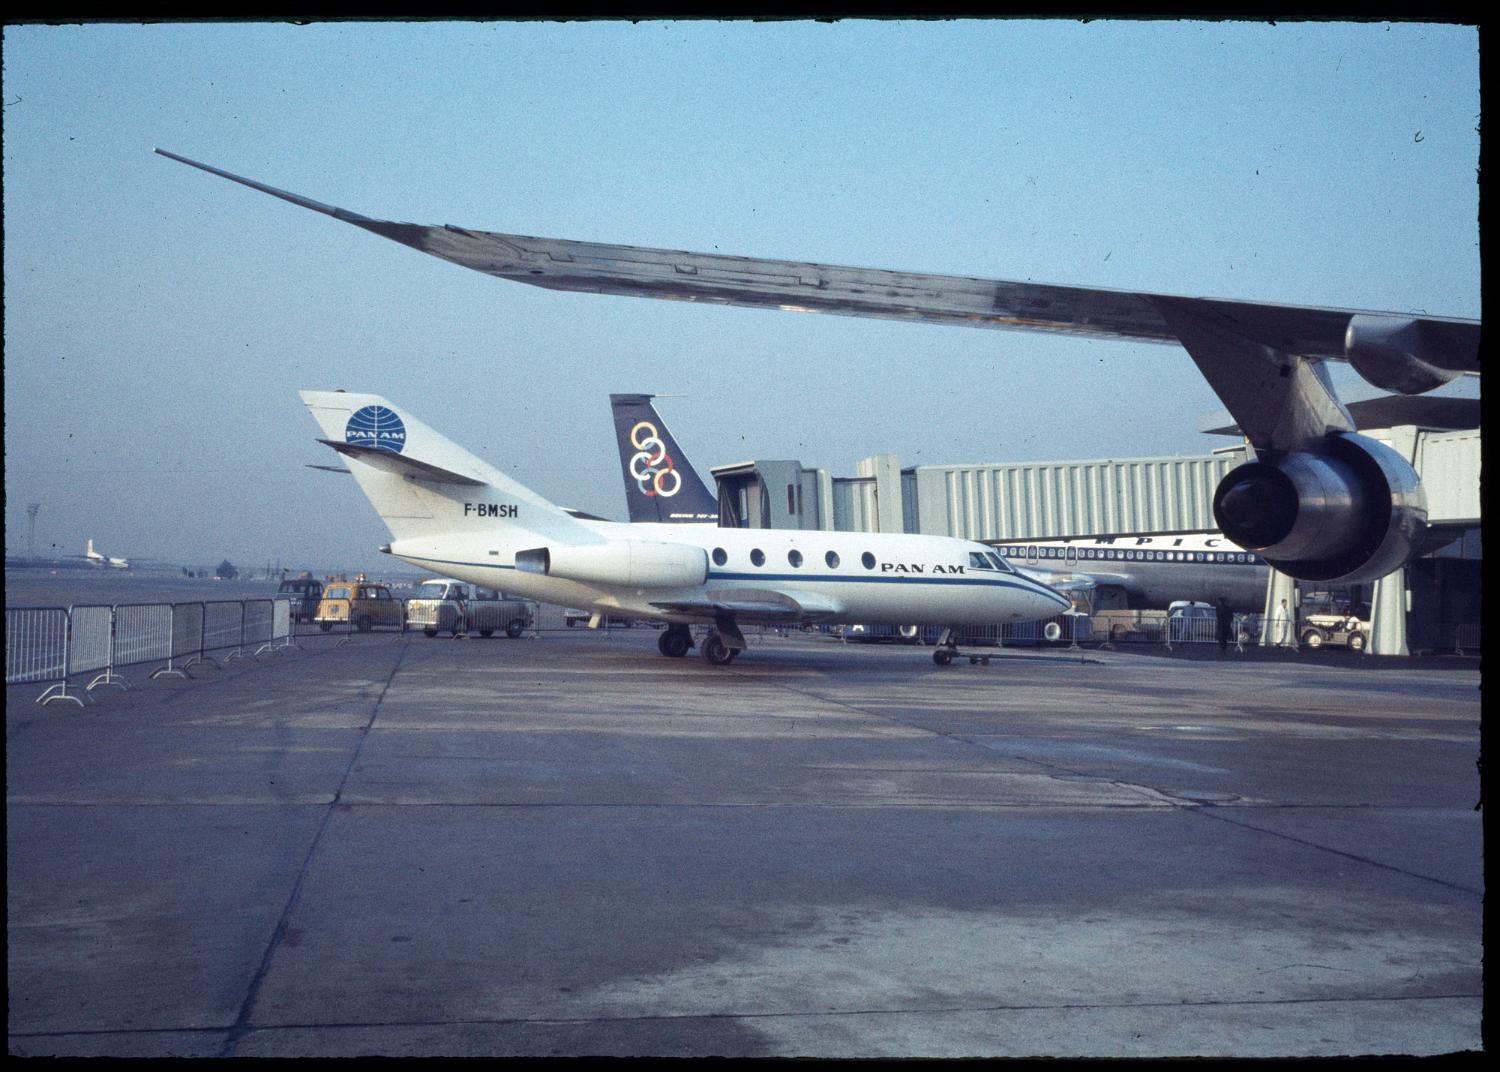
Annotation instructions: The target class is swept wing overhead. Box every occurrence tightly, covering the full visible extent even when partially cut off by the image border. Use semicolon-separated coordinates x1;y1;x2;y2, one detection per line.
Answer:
155;148;1480;445
161;150;1472;585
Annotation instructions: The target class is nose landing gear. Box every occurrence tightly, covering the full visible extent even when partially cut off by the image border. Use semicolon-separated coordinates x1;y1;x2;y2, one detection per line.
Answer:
931;627;992;667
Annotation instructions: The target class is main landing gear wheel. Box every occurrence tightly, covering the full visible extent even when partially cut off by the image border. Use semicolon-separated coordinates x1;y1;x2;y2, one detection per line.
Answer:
700;633;737;666
658;626;693;658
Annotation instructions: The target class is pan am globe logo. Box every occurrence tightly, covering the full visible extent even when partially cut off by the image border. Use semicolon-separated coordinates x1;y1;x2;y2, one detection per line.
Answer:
345;405;407;454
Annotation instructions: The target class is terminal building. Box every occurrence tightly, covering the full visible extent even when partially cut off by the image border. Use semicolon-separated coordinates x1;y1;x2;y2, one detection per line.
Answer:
711;398;1480;657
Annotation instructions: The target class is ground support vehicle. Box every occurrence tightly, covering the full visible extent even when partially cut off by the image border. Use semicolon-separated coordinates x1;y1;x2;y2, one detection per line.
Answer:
407;579;531;638
315;582;405;632
276;575;323;623
1299;614;1369;652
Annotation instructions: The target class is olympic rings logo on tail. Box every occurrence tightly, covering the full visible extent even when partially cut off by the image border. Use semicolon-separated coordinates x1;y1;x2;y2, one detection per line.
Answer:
628;420;682;498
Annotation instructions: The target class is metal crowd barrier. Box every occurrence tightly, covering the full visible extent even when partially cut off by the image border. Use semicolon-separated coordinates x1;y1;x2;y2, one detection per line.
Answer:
5;607;70;699
4;598;294;706
1163;612;1257;652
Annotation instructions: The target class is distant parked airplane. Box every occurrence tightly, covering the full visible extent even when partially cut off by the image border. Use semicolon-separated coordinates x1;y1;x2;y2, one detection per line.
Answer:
85;539;129;569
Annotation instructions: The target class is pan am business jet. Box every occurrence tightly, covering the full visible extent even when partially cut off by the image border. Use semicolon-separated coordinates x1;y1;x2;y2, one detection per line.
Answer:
302;391;1069;666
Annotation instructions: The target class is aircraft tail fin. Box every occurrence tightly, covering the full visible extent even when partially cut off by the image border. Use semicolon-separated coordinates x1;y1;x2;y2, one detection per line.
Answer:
609;394;719;524
299;391;596;545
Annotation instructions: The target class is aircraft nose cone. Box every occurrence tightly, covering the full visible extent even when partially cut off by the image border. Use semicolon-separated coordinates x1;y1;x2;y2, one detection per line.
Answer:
1032;583;1071;616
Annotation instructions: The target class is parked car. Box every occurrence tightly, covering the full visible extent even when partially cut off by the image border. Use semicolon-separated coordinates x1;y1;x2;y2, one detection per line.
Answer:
276;575;323;623
315;582;405;632
406;579;531;638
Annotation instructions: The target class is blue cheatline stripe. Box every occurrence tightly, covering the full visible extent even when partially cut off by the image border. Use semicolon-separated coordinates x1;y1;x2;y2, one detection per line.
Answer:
395;555;1068;605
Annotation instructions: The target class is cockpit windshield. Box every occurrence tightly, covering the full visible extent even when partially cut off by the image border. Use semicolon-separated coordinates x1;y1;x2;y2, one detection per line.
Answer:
968;550;1015;574
986;552;1014;574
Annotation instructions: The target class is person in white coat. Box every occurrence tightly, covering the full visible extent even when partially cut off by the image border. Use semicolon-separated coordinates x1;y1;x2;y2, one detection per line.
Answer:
1271;598;1294;647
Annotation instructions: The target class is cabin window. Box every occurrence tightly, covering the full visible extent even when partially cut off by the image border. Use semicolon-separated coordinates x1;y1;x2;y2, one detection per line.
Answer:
712;547;727;566
750;548;765;567
825;551;840;569
861;552;876;570
788;549;803;568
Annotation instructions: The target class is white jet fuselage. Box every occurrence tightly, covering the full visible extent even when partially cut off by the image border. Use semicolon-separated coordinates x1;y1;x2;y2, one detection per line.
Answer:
387;522;1068;627
299;389;1068;636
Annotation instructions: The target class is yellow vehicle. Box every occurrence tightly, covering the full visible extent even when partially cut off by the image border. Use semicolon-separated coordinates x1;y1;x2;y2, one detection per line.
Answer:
315;582;405;632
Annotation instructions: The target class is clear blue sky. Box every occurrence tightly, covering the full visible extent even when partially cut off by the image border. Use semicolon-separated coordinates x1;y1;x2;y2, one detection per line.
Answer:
3;19;1479;571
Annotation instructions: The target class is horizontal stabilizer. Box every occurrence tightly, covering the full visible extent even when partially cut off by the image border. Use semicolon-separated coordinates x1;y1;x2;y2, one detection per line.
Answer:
316;438;484;486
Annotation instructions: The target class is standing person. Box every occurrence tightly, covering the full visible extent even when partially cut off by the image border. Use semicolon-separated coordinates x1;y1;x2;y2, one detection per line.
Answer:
1216;596;1234;653
1271;598;1293;647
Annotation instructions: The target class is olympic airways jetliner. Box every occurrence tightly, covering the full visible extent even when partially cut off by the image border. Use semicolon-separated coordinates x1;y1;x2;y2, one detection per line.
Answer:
159;149;1477;591
304;390;1069;665
607;393;1270;610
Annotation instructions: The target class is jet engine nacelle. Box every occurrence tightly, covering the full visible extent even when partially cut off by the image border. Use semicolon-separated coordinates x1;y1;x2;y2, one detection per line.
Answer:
1212;433;1427;584
1344;314;1464;395
515;540;709;588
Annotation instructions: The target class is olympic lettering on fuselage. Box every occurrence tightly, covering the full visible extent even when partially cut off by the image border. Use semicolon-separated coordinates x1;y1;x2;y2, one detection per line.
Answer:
628;420;682;498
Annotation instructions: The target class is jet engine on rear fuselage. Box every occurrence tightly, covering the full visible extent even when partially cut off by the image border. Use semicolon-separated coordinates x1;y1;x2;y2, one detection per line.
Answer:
515;540;709;588
1211;432;1426;584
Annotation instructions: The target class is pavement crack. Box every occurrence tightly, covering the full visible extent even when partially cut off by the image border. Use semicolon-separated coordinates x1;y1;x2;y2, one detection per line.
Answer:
217;640;412;1058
